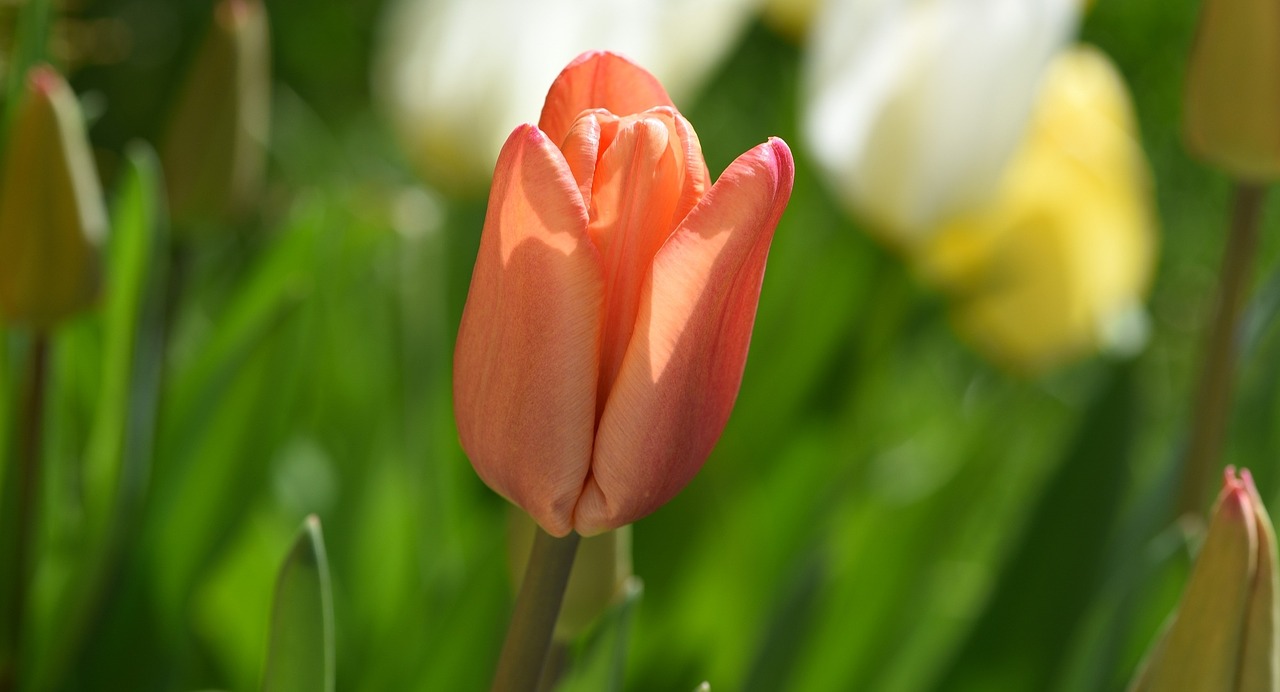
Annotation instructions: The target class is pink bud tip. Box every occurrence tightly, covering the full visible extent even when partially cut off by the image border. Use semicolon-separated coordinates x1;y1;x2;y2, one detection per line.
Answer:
217;0;255;26
1240;467;1258;494
1223;465;1245;492
26;64;61;96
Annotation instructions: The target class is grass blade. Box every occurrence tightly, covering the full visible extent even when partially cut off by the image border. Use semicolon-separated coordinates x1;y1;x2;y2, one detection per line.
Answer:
262;515;334;692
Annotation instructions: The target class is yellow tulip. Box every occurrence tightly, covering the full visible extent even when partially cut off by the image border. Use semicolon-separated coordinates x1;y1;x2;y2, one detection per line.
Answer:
1183;0;1280;180
917;45;1156;373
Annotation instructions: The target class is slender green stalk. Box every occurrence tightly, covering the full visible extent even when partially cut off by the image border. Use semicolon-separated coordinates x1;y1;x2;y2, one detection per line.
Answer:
535;642;568;692
492;529;580;692
1177;183;1267;517
0;334;50;692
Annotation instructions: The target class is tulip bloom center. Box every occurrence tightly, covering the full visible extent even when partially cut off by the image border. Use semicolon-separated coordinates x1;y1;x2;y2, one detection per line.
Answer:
454;50;793;536
560;107;709;413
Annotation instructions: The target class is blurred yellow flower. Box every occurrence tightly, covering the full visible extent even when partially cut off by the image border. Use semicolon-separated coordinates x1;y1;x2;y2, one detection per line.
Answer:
917;45;1156;373
1182;0;1280;180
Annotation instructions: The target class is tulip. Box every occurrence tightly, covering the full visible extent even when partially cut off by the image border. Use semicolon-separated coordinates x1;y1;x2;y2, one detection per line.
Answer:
1182;0;1280;180
801;0;1078;244
374;0;760;192
1128;467;1278;692
915;46;1156;372
160;0;270;228
0;65;106;329
453;51;794;537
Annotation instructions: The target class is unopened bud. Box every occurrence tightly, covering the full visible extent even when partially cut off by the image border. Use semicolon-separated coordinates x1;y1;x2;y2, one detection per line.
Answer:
507;508;632;641
1129;467;1279;691
1182;0;1280;180
160;0;270;229
0;65;106;329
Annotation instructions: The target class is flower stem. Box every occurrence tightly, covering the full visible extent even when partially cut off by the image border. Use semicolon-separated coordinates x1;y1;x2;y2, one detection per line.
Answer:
1177;182;1267;518
0;333;50;692
491;529;580;692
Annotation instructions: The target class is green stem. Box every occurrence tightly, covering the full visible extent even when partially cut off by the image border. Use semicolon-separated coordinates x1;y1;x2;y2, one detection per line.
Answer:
1177;183;1267;517
534;642;568;692
1;333;50;692
491;529;580;692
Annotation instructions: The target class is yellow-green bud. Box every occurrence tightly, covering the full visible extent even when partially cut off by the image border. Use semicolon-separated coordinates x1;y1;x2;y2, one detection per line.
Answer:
1182;0;1280;180
1129;467;1279;691
0;65;106;329
507;508;633;641
160;0;270;229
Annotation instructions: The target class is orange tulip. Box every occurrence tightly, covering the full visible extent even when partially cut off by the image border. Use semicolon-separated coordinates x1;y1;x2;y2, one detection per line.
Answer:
454;51;794;537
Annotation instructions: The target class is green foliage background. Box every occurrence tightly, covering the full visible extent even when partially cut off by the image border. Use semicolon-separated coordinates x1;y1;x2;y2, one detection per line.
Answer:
2;0;1277;690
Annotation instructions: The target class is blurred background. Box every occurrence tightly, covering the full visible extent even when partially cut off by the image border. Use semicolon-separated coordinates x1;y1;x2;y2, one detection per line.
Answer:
0;0;1276;690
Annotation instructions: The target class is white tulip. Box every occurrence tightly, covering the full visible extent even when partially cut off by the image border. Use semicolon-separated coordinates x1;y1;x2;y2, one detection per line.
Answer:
375;0;761;192
802;0;1079;244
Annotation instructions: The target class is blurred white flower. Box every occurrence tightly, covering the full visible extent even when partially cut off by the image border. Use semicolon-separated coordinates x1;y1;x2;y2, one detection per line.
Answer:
802;0;1079;245
916;46;1157;373
375;0;760;192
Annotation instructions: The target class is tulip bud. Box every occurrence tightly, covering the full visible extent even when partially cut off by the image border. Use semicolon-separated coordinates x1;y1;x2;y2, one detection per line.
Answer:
1128;467;1278;692
916;46;1156;373
160;0;270;229
1182;0;1280;180
0;65;106;329
453;52;794;536
507;508;633;641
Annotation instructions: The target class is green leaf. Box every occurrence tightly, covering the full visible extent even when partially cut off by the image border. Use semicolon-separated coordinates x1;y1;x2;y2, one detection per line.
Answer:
0;332;10;527
935;363;1138;691
262;515;334;692
83;141;169;537
3;0;53;136
556;577;644;692
29;141;171;692
146;201;319;616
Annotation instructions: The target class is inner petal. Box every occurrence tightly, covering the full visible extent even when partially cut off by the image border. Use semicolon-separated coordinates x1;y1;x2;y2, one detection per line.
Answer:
558;112;607;208
587;114;685;414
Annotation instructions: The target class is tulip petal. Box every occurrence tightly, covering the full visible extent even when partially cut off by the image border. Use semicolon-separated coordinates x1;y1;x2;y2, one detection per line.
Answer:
667;109;711;228
539;51;674;147
1241;469;1280;691
0;66;106;328
560;112;604;208
577;138;794;535
454;124;603;537
589;115;687;408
